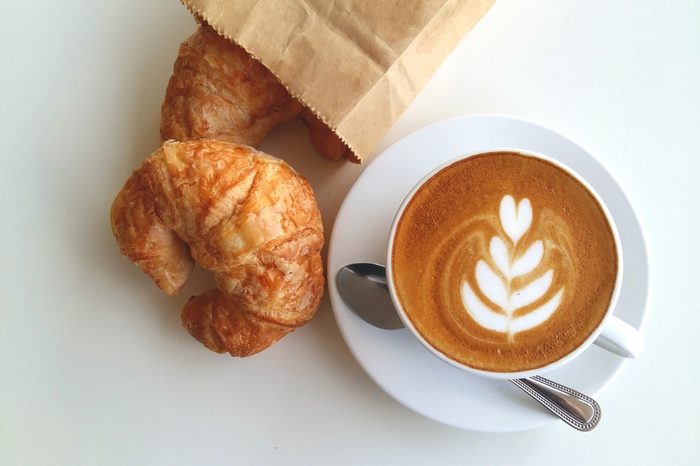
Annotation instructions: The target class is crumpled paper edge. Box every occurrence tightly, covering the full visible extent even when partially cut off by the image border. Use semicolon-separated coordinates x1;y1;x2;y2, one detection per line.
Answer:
181;1;362;163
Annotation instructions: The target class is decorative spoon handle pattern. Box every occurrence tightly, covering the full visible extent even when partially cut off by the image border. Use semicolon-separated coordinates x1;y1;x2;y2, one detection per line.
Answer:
510;375;601;431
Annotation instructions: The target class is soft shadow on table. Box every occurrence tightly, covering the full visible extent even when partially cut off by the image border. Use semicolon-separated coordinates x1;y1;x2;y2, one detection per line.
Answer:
125;23;195;168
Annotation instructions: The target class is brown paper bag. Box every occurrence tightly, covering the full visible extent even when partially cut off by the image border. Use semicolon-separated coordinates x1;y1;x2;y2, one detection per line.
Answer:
182;0;495;162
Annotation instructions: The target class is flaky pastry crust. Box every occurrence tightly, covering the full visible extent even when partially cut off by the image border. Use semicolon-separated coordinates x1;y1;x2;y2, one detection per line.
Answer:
161;24;356;161
111;140;324;356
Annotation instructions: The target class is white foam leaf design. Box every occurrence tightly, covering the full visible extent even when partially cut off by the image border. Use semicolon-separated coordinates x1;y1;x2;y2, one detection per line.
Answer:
461;281;508;332
489;237;510;277
511;290;563;333
511;240;544;277
476;260;508;309
460;195;564;340
499;195;532;245
510;269;553;310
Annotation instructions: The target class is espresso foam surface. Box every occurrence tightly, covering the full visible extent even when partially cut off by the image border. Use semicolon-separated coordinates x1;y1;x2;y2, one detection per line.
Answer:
391;152;618;373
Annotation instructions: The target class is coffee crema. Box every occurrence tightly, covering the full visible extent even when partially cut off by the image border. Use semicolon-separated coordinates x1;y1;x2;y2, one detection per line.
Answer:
391;152;618;373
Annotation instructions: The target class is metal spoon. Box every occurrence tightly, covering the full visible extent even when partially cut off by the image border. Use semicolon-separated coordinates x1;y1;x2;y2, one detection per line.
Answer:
336;263;601;431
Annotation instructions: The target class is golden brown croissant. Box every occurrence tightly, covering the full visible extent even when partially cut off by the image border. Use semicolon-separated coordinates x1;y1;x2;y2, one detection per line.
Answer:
161;24;356;161
160;24;301;148
300;108;356;161
111;140;324;356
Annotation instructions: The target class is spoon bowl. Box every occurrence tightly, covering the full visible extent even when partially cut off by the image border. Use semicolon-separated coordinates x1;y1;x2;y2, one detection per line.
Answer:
335;263;404;330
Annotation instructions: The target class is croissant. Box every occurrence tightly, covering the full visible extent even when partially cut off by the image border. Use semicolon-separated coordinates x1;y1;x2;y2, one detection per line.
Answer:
300;108;356;162
111;139;325;356
160;24;356;161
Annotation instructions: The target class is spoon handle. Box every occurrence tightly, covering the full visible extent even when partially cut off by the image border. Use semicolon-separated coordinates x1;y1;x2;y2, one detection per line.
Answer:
510;376;601;431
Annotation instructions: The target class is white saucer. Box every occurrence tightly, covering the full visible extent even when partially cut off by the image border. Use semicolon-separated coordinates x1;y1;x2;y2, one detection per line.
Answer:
327;114;649;432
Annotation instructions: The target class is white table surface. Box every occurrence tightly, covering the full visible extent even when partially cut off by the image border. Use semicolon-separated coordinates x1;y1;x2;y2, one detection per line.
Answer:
1;1;698;465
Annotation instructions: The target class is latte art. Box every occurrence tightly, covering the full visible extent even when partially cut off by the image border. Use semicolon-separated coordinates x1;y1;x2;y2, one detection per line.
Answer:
391;152;618;373
460;195;565;340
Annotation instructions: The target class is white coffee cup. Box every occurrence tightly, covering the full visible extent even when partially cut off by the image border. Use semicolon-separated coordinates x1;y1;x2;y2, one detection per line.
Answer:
386;149;644;380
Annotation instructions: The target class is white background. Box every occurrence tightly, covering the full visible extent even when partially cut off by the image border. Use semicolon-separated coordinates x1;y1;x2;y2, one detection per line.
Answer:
1;1;699;465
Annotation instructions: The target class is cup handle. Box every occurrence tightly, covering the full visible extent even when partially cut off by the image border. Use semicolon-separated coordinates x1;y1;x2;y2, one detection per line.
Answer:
593;316;644;358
